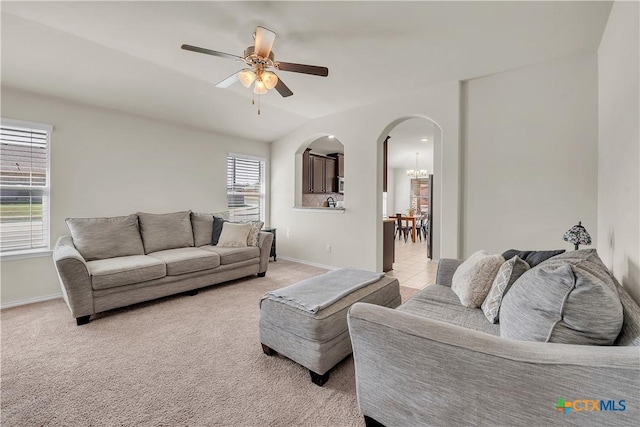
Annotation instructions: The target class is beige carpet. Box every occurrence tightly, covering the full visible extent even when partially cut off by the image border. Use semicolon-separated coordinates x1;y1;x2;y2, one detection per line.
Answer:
1;260;419;426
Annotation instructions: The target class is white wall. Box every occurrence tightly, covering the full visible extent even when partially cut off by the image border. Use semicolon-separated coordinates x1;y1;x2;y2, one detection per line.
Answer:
0;87;268;306
597;1;640;303
270;81;462;272
393;168;411;215
462;53;599;256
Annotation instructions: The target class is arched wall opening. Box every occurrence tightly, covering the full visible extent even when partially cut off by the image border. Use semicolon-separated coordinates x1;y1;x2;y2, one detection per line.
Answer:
377;115;444;270
294;133;345;208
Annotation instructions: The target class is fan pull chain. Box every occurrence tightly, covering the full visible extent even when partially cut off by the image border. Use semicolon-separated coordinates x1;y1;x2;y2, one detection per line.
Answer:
257;95;261;115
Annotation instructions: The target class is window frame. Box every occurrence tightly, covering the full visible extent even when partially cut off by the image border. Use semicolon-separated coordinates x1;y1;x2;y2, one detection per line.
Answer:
226;152;266;223
0;118;53;260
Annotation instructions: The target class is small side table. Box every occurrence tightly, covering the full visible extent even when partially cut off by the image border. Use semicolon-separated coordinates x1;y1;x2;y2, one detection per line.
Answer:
263;228;277;261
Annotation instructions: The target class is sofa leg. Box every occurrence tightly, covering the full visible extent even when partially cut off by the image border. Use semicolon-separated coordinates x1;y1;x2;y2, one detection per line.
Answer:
364;416;385;427
76;315;91;326
187;289;198;296
309;370;330;386
257;272;266;277
261;343;275;356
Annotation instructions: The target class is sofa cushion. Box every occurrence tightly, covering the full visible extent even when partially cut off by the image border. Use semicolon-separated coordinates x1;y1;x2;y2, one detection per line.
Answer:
501;249;565;267
191;212;214;247
137;211;194;254
500;249;623;345
147;247;221;276
87;255;166;290
65;215;145;261
398;285;500;336
451;250;504;308
211;216;227;245
200;245;260;265
217;222;251;248
481;256;530;323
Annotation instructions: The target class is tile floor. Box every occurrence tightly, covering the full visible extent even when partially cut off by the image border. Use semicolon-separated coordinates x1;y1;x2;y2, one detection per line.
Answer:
385;236;439;289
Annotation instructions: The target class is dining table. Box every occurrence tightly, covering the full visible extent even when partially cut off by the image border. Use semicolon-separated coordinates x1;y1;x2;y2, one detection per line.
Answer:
389;214;418;243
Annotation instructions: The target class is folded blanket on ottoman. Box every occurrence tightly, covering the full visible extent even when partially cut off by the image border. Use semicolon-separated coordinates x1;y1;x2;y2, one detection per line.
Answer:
262;268;384;314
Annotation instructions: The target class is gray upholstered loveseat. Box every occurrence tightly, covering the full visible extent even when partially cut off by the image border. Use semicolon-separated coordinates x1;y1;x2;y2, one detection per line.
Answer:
53;211;273;325
348;250;640;426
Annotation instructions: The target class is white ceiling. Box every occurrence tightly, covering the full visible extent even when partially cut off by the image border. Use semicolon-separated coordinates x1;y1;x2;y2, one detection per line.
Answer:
1;1;612;147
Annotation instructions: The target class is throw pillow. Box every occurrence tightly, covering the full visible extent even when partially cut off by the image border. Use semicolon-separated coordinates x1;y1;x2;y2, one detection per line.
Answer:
137;211;194;254
211;216;227;245
501;249;565;267
451;250;505;308
65;214;145;261
481;256;530;323
247;221;264;247
191;212;214;247
217;222;252;248
500;249;623;345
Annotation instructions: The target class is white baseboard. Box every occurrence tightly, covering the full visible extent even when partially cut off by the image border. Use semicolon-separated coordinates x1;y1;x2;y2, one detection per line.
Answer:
276;256;339;271
1;292;62;310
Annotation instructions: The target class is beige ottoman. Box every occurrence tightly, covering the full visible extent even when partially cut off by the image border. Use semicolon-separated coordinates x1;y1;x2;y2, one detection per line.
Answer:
259;273;401;386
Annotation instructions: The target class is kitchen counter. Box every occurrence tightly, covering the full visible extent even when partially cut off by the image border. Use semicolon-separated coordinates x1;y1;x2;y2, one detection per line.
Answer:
293;206;346;213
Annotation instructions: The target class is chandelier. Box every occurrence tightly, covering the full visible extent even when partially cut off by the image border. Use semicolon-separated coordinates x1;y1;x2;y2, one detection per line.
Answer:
406;152;428;178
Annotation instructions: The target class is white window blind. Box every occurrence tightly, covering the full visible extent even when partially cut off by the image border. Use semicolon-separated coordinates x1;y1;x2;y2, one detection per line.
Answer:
226;154;265;222
0;119;52;254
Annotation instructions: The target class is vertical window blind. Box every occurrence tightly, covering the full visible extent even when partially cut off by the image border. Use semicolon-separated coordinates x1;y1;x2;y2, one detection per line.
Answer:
226;154;265;222
0;119;52;254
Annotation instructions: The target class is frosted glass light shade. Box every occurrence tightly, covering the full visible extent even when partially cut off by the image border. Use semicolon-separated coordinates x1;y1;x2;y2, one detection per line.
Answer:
262;71;278;90
253;79;268;95
238;69;256;88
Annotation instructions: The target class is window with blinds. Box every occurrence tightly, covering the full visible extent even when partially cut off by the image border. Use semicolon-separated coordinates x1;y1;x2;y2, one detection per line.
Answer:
226;154;265;222
0;119;52;254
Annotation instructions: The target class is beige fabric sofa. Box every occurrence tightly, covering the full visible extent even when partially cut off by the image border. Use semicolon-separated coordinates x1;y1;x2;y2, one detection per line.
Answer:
53;211;273;325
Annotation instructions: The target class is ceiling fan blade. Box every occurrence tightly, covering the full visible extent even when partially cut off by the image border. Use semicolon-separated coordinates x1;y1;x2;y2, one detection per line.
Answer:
274;75;293;97
181;44;243;61
215;72;240;88
254;26;276;58
276;62;329;77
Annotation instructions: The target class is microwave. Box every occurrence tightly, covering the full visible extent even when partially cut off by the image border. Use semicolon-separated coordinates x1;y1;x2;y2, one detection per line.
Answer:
337;177;345;194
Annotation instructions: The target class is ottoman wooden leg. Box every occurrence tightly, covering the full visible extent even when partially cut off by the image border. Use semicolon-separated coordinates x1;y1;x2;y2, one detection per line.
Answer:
309;370;330;386
364;415;386;427
261;343;275;356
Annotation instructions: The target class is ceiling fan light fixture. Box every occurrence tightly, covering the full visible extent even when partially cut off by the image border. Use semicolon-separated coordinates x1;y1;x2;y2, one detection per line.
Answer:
238;69;256;88
253;79;268;95
262;71;278;90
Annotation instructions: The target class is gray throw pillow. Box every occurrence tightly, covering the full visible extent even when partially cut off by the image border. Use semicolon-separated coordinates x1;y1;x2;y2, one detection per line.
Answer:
501;249;565;267
191;212;214;247
211;216;227;245
481;256;530;323
137;211;194;254
500;249;623;345
451;250;505;308
65;215;145;261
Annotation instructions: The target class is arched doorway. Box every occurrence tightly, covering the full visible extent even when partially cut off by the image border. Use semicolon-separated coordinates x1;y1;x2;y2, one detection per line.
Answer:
377;116;443;287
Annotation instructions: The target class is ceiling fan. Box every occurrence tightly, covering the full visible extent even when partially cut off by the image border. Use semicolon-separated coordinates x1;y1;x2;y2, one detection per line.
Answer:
181;26;329;110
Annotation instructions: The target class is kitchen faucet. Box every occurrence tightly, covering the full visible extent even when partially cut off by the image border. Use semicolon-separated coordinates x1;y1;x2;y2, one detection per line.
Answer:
326;196;336;208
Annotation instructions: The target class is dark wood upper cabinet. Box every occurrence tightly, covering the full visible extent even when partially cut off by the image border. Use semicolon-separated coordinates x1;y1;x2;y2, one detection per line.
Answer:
303;149;339;194
325;157;335;193
328;153;344;177
302;149;313;193
312;156;325;193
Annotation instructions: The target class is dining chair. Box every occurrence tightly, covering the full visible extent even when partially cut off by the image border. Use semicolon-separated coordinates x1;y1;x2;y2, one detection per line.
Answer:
395;214;411;242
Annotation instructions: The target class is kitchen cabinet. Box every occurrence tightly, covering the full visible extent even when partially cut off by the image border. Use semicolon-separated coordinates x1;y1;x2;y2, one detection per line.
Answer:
302;149;336;194
328;153;344;177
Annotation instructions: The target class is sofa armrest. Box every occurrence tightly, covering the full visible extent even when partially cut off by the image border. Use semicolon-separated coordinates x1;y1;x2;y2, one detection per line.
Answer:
348;302;640;426
53;236;94;318
257;231;274;274
435;258;463;286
